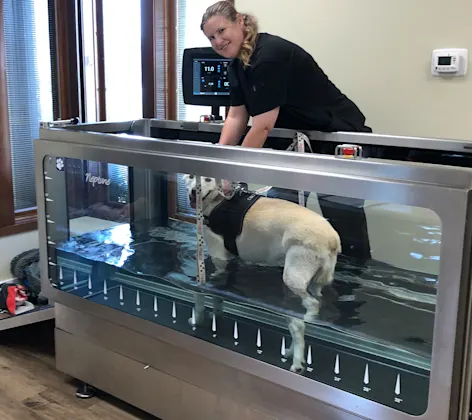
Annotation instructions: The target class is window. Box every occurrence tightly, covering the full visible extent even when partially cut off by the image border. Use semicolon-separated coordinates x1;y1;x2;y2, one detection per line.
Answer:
0;0;218;235
2;0;53;213
174;0;217;217
81;0;143;122
81;0;99;123
176;0;217;122
80;0;144;206
102;0;141;201
103;0;142;121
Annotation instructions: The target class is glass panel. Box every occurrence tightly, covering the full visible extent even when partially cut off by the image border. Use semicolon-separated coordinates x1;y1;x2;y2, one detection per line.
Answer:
43;156;440;416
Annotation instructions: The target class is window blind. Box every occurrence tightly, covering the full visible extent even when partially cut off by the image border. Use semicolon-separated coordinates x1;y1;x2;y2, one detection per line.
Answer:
108;163;129;204
175;0;216;216
2;0;53;212
155;0;167;120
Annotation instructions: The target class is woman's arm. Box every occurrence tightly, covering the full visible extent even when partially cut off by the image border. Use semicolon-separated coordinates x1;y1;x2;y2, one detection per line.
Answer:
241;107;279;148
219;105;249;146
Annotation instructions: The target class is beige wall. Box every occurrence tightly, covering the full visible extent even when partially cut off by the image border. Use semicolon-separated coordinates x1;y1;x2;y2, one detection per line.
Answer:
236;0;472;141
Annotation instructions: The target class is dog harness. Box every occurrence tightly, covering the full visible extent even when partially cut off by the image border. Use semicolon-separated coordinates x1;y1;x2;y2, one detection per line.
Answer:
204;190;262;256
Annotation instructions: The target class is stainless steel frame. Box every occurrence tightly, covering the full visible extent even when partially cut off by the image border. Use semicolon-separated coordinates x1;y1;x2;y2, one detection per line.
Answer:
35;121;472;420
68;117;472;152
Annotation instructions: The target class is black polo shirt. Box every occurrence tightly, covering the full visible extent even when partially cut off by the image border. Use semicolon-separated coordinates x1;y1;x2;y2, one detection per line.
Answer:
228;33;371;133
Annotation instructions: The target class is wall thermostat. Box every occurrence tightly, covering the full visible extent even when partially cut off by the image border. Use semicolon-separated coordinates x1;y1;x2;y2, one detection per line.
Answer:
431;48;468;77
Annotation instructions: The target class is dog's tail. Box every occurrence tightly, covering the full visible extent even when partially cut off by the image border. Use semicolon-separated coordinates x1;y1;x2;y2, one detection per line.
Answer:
317;230;341;286
329;231;342;255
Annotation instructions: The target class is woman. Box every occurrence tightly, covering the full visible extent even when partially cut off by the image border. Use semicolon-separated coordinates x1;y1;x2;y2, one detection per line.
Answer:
200;1;372;260
201;1;372;148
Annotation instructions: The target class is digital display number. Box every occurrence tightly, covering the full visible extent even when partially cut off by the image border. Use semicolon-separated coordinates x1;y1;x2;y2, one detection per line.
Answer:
438;56;452;66
193;59;231;96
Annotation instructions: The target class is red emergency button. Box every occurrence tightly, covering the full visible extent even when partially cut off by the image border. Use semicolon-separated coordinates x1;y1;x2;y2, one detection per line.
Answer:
335;144;363;159
199;114;213;123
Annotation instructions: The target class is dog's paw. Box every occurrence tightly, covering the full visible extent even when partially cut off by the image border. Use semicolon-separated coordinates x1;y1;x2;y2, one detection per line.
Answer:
290;362;305;374
304;312;317;323
188;315;205;328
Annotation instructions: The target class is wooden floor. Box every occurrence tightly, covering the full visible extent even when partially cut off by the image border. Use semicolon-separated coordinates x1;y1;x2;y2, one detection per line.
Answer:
0;320;158;419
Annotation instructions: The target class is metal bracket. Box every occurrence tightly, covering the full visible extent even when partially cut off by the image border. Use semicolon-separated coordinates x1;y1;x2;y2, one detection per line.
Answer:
40;117;80;129
295;131;312;207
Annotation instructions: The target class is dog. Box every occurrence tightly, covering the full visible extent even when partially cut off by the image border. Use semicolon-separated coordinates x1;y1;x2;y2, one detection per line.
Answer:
182;174;341;373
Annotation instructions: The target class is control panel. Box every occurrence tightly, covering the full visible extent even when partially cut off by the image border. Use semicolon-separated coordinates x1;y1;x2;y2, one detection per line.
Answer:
431;48;468;77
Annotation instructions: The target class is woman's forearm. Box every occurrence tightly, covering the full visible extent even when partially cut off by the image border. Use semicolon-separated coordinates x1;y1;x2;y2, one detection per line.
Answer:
219;106;249;146
240;125;269;148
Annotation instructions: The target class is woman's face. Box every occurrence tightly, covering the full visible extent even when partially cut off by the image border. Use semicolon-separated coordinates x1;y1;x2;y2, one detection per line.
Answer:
203;14;245;59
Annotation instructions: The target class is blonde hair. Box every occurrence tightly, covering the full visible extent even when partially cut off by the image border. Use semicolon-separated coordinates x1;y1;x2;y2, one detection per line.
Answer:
201;1;259;68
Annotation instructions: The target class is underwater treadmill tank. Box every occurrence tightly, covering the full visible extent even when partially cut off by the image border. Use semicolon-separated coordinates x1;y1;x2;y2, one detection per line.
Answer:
36;120;472;420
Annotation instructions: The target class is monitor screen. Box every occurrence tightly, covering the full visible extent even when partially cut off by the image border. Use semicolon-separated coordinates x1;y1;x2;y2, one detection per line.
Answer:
182;47;232;108
193;58;230;96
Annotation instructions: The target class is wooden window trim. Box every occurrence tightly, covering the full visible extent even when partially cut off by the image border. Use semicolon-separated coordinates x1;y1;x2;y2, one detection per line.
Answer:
0;211;38;238
55;0;82;121
0;2;15;233
0;0;81;238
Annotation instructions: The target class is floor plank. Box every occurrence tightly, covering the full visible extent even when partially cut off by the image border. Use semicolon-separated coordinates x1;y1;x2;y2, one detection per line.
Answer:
0;320;157;420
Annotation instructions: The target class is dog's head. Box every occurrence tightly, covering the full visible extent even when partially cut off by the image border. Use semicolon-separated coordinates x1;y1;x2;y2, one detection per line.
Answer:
181;174;223;210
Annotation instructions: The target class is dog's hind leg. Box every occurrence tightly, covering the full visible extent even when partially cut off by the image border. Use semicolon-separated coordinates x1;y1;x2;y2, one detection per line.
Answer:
286;317;306;373
283;246;321;323
311;252;337;299
283;246;320;373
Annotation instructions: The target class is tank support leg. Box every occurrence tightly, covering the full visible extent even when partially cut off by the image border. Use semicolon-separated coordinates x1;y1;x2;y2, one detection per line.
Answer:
75;382;96;399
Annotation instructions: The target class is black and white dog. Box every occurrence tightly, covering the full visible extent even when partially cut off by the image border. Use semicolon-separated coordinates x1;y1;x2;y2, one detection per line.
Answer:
183;174;341;373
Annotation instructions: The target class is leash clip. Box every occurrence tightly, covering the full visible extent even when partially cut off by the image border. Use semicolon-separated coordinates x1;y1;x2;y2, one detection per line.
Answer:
217;180;241;200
